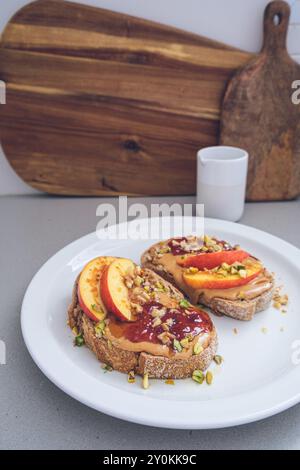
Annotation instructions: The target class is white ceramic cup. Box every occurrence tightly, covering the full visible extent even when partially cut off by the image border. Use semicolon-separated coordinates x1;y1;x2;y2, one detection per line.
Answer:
197;146;248;222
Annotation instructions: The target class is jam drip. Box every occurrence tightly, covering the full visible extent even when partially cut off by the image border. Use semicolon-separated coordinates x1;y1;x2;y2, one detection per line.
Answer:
123;301;212;344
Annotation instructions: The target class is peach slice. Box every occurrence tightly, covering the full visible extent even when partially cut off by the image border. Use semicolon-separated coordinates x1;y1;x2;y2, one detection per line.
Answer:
183;260;262;289
177;250;249;270
78;256;115;322
101;258;136;321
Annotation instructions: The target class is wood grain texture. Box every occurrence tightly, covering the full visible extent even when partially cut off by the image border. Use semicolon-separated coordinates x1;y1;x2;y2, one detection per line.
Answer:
0;0;253;195
220;1;300;201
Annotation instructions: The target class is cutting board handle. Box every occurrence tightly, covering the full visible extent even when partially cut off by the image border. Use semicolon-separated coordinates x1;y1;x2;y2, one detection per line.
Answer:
262;0;290;53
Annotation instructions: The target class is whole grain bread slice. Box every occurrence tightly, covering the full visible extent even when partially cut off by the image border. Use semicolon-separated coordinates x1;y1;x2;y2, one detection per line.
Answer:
141;243;275;321
68;275;217;379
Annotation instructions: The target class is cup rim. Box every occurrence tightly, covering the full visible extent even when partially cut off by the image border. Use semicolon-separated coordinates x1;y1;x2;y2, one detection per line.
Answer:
197;146;248;164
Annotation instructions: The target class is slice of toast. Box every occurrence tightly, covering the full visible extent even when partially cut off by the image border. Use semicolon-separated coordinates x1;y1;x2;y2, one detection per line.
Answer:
68;266;218;379
141;237;275;321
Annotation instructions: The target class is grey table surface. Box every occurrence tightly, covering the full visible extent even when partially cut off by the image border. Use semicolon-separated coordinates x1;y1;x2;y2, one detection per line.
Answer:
1;195;300;450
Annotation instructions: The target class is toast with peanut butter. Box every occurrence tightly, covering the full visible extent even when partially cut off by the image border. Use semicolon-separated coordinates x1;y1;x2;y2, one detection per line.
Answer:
68;257;217;380
141;236;275;321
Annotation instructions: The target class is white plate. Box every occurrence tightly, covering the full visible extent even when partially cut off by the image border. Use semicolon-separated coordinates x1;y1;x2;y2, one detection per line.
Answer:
21;217;300;429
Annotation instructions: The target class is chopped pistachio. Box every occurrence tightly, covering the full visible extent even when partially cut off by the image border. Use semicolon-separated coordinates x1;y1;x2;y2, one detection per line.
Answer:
152;317;162;328
127;371;135;383
193;342;203;355
125;279;133;289
151;307;165;318
204;235;213;245
71;326;79;336
213;355;223;365
186;267;199;274
165;379;175;385
165;318;174;327
238;269;247;278
135;266;142;275
91;303;104;314
155;281;164;289
102;364;113;372
213;244;222;252
94;320;106;337
221;262;230;271
206;371;213;385
134;276;144;286
173;338;183;353
158;332;171;345
192;370;204;384
216;269;228;277
235;263;246;271
179;299;190;309
142;373;149;389
180;337;190;348
74;334;84;347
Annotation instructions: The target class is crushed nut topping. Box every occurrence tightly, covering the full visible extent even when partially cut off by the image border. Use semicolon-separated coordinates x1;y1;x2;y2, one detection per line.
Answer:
180;337;190;349
192;370;204;384
273;289;289;313
157;332;172;345
206;371;213;385
142;373;149;389
173;338;183;352
165;379;175;385
127;371;135;384
193;342;203;355
151;317;162;328
213;355;223;365
94;320;106;338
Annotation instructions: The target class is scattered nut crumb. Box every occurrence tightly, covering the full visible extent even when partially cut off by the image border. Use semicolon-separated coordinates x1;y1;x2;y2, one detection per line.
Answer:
142;373;149;389
273;289;289;314
165;379;175;385
127;371;135;384
206;371;213;385
233;328;238;335
261;327;268;334
213;355;223;365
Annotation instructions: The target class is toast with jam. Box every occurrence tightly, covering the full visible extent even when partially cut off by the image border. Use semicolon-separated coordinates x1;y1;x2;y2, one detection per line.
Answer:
141;236;275;321
68;257;217;379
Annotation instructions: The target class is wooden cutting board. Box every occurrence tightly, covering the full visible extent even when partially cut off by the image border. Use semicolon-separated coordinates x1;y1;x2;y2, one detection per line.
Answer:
220;0;300;201
0;0;253;195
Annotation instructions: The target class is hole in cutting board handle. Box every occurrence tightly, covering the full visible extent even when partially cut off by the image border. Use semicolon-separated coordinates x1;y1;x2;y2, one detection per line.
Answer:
273;13;282;26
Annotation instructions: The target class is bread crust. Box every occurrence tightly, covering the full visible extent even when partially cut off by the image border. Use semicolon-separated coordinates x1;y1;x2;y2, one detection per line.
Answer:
68;275;218;379
141;243;275;321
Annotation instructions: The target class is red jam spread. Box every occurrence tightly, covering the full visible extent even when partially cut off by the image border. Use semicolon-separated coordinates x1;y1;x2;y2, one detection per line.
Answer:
123;301;212;344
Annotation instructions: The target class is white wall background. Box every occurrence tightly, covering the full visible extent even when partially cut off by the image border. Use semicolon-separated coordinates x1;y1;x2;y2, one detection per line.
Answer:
0;0;300;195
